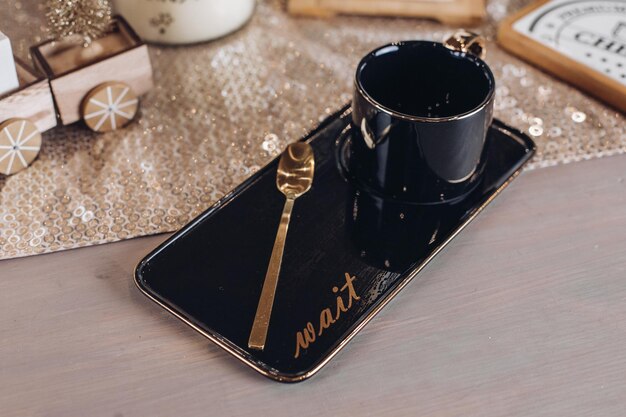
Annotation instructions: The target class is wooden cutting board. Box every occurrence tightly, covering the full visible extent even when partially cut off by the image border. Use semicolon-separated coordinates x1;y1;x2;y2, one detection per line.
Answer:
498;0;626;113
287;0;486;25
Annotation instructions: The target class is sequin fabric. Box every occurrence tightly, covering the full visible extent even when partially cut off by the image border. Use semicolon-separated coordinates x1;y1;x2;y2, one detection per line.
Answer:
0;0;624;259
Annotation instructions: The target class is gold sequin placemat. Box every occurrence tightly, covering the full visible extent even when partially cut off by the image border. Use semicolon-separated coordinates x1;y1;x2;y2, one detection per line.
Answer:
0;0;624;260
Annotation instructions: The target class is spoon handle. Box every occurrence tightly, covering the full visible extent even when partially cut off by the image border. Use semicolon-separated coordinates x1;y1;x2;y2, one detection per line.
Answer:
248;197;295;350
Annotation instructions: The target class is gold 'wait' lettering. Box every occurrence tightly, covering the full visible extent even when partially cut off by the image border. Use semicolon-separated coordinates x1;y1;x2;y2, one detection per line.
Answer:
294;273;360;359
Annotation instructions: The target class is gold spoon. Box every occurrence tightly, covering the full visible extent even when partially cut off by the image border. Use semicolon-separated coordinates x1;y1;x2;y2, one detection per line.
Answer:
248;142;315;351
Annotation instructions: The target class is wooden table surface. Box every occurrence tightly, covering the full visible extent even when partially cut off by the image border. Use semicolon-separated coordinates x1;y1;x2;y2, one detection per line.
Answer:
2;154;626;417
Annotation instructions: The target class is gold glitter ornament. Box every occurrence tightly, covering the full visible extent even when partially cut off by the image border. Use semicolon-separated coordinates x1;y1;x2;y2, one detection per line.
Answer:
45;0;113;46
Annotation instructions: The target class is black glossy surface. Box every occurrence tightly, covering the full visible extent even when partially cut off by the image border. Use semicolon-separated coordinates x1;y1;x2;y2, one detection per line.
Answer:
135;107;534;382
352;41;495;204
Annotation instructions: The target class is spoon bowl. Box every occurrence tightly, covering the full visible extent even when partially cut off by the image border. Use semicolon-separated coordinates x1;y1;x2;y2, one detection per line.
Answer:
276;143;315;198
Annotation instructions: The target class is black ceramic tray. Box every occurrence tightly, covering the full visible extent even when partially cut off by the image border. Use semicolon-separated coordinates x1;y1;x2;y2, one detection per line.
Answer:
135;106;535;382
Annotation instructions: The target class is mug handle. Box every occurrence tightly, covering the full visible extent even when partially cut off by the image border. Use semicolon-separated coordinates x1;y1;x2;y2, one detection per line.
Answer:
443;30;486;59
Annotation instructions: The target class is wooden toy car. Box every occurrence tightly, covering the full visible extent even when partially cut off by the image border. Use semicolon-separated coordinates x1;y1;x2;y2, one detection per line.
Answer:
31;16;153;133
0;17;154;176
0;57;57;175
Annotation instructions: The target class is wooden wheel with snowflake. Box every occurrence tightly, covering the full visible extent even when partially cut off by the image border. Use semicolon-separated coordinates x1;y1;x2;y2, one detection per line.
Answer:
81;82;139;133
0;118;42;176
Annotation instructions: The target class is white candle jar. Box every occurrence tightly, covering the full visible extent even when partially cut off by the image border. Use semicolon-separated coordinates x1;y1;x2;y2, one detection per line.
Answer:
112;0;256;45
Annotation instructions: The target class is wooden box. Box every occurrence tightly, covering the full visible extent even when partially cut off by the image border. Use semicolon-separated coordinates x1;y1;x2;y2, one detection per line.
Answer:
287;0;486;25
31;17;153;126
0;58;56;133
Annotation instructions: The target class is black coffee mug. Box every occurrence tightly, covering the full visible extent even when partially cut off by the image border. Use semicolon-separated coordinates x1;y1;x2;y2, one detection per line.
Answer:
350;31;495;204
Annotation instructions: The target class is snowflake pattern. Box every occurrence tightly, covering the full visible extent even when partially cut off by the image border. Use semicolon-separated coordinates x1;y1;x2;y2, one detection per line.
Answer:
82;83;139;132
0;119;42;175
